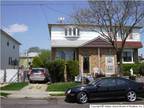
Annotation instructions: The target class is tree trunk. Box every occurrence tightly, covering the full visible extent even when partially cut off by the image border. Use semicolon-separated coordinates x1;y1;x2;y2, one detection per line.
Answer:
116;51;123;76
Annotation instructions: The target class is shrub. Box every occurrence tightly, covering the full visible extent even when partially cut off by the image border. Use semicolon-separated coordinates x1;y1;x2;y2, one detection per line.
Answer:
47;59;65;82
139;63;144;76
67;60;79;81
122;63;140;76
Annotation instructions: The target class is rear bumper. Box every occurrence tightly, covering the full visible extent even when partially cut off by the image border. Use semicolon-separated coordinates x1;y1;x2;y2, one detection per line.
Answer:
29;76;45;81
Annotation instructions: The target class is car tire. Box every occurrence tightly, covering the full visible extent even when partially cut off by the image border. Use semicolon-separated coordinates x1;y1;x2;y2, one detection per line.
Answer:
77;92;88;104
126;91;137;102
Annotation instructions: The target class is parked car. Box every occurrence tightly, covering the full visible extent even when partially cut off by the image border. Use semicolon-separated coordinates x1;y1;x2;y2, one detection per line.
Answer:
29;68;51;83
65;77;144;104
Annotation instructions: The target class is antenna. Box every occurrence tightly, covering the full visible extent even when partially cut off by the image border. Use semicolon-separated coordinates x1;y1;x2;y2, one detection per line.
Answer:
58;17;65;24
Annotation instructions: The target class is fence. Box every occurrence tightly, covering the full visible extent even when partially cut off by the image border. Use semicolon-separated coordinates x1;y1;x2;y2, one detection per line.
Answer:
0;69;18;83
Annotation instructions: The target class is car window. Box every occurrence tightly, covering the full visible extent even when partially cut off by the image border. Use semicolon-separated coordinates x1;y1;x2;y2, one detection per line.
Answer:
116;79;127;86
97;79;116;87
88;79;101;86
31;69;44;73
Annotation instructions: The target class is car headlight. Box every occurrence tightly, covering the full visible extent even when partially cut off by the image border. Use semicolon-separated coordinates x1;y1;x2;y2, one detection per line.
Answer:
67;89;71;94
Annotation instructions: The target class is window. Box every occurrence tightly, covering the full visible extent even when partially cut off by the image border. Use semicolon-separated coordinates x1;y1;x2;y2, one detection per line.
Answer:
7;41;9;46
56;49;75;60
97;79;116;87
65;28;67;36
73;28;76;35
8;57;12;65
13;45;15;49
116;79;127;86
128;33;133;39
69;28;72;35
65;27;80;37
122;50;133;63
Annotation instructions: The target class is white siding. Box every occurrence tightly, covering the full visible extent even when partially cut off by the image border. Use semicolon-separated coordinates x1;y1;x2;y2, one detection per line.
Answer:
51;25;141;47
0;32;20;69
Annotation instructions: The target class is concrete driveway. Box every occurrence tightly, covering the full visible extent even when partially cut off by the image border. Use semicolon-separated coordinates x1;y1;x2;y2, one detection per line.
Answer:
8;84;49;98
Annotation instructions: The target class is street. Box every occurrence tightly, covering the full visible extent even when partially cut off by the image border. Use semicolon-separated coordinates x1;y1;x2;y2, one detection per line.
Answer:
1;97;144;108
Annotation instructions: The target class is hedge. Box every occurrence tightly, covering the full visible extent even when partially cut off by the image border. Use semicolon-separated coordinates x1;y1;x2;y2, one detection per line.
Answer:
67;60;79;81
47;60;79;82
47;59;65;82
122;63;144;76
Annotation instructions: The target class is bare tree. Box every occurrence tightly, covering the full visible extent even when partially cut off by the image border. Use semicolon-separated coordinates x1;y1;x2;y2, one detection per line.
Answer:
71;0;144;75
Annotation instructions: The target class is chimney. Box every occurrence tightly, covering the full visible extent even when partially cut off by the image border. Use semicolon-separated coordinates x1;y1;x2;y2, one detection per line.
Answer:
58;17;65;24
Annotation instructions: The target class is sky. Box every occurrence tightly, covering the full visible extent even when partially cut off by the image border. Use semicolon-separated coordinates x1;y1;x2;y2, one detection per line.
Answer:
0;0;144;56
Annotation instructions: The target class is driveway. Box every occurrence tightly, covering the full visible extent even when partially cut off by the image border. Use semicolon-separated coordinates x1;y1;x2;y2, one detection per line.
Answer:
8;84;49;98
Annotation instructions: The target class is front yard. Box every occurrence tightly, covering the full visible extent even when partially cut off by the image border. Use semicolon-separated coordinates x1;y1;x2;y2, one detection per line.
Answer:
0;82;28;90
47;82;80;92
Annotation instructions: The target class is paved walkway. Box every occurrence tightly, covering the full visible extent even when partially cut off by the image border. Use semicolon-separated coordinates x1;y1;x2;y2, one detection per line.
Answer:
136;77;144;83
8;84;50;99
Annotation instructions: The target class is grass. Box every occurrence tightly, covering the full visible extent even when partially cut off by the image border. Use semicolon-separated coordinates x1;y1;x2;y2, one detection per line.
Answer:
0;92;9;97
47;82;80;92
49;93;65;96
0;82;28;90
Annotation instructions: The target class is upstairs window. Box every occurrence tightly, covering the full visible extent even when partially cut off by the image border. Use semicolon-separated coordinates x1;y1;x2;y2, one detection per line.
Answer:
128;33;133;39
65;27;80;37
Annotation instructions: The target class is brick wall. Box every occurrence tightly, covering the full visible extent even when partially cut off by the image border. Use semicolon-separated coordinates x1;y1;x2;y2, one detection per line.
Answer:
78;47;117;75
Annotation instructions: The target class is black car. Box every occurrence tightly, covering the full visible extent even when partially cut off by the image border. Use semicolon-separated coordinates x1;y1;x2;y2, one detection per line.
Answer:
65;77;144;104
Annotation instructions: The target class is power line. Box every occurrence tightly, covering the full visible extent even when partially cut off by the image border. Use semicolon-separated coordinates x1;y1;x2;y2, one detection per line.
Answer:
39;4;50;24
1;1;88;6
44;5;70;16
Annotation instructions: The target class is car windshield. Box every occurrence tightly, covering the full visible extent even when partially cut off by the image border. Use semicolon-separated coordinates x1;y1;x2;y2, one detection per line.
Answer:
31;69;44;73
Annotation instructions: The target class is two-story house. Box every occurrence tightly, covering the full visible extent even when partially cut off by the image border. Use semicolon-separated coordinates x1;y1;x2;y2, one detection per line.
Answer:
0;29;21;69
49;24;142;76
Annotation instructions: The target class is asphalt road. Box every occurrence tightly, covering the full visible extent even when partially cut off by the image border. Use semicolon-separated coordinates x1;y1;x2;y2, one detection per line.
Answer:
1;97;144;108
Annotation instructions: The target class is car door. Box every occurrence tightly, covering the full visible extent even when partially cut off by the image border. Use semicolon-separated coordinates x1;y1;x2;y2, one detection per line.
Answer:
93;78;118;98
115;78;128;97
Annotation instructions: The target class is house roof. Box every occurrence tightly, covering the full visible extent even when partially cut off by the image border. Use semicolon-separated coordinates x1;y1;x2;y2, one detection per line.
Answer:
0;29;21;45
81;36;142;48
117;41;143;48
48;23;142;29
81;36;112;48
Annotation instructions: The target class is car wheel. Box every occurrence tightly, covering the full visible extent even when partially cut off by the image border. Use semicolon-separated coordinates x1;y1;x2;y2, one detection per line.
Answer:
77;92;88;104
127;91;137;102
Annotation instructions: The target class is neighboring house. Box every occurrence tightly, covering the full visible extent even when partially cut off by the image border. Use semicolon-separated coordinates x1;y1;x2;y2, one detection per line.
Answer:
139;56;144;63
49;24;142;76
19;52;39;68
0;29;21;69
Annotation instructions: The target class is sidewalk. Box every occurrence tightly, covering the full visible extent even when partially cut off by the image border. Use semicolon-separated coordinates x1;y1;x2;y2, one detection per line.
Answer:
7;84;50;99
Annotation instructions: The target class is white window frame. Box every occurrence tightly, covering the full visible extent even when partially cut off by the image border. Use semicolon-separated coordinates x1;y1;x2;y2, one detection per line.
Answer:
65;27;80;38
122;49;134;64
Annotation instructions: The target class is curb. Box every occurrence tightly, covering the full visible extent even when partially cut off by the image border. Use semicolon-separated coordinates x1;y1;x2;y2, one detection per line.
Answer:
6;95;65;100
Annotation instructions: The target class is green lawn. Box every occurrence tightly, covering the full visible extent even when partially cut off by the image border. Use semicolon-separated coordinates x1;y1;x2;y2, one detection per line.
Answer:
49;93;65;96
0;82;28;90
47;82;81;92
0;92;9;97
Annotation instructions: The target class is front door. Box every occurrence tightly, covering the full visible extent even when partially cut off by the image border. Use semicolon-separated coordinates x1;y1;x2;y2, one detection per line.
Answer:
83;56;89;73
105;56;115;76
